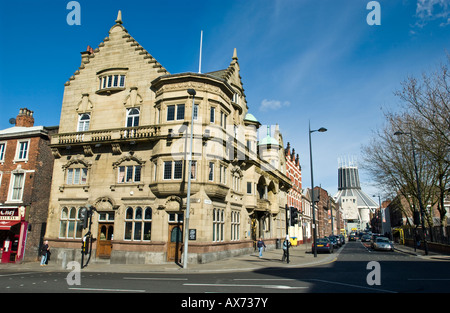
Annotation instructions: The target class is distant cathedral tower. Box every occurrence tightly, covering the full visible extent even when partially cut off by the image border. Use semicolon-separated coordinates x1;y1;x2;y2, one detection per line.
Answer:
334;157;377;233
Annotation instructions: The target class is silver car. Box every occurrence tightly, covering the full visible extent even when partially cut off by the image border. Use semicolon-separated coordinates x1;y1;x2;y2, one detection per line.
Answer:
372;237;394;251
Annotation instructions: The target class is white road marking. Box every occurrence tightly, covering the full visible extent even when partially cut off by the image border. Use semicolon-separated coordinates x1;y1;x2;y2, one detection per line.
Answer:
184;283;308;290
310;279;397;293
69;287;146;292
123;277;188;281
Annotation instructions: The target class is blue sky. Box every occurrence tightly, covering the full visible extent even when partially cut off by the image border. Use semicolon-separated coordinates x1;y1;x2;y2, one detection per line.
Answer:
0;0;449;199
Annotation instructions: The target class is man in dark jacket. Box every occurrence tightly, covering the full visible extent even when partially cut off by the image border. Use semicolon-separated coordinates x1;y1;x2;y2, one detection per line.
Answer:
40;241;49;266
257;238;266;258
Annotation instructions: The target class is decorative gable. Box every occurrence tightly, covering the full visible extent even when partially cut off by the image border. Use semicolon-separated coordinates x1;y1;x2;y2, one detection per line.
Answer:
65;10;169;87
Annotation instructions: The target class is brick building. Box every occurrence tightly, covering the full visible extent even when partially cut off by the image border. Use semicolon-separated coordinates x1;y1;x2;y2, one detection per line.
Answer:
0;108;57;263
285;142;304;243
313;186;341;238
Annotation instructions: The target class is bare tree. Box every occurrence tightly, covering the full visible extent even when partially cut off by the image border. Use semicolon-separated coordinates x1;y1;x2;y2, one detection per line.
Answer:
395;55;450;229
362;56;450;232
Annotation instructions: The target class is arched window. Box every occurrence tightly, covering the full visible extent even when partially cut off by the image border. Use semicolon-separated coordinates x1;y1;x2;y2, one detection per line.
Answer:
124;206;152;241
59;207;83;239
126;108;140;127
78;113;90;132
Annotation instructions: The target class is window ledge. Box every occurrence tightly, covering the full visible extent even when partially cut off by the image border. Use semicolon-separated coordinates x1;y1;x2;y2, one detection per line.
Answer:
110;183;144;191
59;184;90;192
96;87;125;95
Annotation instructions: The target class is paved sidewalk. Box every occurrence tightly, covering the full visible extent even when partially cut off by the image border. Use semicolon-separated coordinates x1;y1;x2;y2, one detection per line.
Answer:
393;243;450;260
1;243;337;274
2;242;448;274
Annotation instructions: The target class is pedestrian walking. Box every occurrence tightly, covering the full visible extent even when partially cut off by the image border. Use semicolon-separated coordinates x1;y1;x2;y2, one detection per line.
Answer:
281;238;290;262
40;240;49;266
257;238;266;258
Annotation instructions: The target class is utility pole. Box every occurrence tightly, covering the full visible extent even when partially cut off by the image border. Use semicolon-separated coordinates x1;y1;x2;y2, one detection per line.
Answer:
183;89;196;269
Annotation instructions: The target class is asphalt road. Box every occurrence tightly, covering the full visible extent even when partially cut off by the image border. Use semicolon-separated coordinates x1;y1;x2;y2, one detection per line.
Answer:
1;241;449;297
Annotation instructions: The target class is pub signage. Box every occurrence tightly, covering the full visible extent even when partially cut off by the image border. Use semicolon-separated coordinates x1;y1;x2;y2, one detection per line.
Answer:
0;208;20;221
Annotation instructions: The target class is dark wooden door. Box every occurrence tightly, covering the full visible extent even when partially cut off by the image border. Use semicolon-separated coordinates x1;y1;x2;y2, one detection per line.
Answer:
167;224;183;263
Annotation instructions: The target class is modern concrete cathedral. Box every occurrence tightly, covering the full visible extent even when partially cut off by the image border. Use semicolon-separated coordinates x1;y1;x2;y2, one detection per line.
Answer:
45;11;291;265
334;157;378;234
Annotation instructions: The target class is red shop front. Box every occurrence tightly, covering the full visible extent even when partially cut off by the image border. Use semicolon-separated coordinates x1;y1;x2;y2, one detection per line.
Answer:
0;206;28;263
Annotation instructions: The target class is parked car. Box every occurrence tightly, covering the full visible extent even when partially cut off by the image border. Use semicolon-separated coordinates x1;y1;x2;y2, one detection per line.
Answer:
327;236;340;249
328;235;342;247
312;238;334;254
361;234;371;242
371;237;394;251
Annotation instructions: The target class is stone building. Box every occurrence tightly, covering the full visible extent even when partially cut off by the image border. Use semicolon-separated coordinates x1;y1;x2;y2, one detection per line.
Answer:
301;188;312;243
45;11;291;265
0;108;57;263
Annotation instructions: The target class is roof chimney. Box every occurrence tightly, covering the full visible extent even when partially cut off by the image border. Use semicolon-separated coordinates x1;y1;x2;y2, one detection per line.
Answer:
81;45;94;65
15;108;34;127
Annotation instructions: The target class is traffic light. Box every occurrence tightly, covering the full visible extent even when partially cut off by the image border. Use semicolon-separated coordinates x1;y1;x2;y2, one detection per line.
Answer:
290;207;298;226
80;207;89;229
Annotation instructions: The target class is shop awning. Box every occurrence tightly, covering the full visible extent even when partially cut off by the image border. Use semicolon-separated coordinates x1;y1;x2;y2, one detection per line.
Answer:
0;220;20;230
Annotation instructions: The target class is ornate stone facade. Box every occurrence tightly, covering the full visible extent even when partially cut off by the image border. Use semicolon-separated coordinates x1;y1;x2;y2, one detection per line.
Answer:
45;12;291;265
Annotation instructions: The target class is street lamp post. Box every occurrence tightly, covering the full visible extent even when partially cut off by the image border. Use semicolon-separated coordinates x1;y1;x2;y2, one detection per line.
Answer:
183;88;196;269
394;130;428;255
309;121;327;257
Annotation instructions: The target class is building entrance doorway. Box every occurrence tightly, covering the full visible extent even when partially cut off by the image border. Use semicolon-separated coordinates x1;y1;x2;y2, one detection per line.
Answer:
167;224;183;263
97;223;113;258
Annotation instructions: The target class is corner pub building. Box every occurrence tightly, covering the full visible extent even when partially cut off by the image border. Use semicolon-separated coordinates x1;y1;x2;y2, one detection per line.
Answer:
45;11;291;265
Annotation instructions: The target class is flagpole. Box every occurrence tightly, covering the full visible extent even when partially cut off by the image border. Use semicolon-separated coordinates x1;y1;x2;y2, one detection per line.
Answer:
198;30;203;74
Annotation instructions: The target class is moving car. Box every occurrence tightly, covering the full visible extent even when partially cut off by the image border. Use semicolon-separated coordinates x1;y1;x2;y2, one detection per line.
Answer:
370;233;382;244
312;238;334;254
371;237;394;251
349;232;359;241
361;234;371;242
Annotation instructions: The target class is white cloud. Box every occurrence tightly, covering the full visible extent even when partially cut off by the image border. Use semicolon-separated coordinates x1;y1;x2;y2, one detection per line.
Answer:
415;0;450;27
259;99;291;111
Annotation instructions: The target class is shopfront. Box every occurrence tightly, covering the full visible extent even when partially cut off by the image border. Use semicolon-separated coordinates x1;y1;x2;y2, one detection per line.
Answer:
0;206;28;263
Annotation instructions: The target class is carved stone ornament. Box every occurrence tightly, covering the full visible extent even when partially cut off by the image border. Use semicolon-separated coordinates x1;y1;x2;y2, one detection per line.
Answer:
62;155;92;170
94;197;117;211
83;145;94;157
123;87;143;107
76;93;94;111
51;147;61;159
165;195;183;211
111;143;122;155
112;151;145;168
